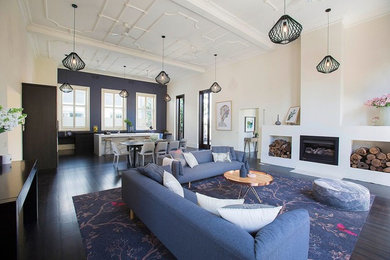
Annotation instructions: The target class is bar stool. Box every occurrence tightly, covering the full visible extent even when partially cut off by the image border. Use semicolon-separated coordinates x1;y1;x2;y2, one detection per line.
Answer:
103;138;112;156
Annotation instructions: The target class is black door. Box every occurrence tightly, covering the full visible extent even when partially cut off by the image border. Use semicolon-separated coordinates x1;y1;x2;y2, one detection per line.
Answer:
22;83;58;170
198;90;211;149
176;95;185;140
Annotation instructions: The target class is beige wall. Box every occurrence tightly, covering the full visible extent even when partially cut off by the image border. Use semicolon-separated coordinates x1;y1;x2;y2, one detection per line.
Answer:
167;40;301;149
0;0;36;159
343;14;390;125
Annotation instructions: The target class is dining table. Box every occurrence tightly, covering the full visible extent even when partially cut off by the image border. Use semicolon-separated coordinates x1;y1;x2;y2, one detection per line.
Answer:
120;141;145;168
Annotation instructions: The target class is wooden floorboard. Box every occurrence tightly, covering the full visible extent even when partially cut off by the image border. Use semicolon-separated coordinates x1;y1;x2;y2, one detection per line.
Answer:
20;153;390;260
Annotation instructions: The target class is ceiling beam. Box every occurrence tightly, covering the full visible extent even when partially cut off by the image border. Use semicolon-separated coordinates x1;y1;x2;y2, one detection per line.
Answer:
170;0;274;50
26;23;206;73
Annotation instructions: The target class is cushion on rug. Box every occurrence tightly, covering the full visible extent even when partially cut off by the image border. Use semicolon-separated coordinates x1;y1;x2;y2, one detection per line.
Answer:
196;192;244;216
163;171;184;197
218;204;282;233
140;163;165;184
212;152;232;163
183;152;199;168
170;149;187;167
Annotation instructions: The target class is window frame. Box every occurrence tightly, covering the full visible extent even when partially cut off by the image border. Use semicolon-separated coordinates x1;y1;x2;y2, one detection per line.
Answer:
57;84;90;131
101;88;127;131
136;92;157;131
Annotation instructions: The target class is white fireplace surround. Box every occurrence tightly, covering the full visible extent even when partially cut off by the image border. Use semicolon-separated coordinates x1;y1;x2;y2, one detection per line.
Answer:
261;125;390;186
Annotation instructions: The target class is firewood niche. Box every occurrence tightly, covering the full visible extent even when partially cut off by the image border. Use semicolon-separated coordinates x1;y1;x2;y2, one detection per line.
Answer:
269;138;292;158
350;146;390;173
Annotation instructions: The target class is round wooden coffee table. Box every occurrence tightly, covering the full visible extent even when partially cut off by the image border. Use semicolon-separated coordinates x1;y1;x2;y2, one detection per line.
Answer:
223;170;273;203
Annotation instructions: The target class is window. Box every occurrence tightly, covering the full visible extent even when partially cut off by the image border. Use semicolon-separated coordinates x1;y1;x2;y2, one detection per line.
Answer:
101;89;127;130
176;95;184;140
136;93;156;130
58;85;90;131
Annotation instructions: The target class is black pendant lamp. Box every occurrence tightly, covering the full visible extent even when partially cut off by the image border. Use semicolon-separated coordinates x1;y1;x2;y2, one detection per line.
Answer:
210;54;221;93
119;65;129;98
155;36;170;85
316;8;340;74
268;0;303;44
59;83;73;93
164;94;171;102
62;4;85;71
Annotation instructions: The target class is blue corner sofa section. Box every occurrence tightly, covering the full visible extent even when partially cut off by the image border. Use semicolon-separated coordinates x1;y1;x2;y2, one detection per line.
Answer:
167;147;247;184
122;168;310;260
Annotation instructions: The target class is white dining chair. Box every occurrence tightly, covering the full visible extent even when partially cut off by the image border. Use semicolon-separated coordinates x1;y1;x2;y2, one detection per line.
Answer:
167;140;180;153
111;142;131;169
155;141;168;158
138;142;155;166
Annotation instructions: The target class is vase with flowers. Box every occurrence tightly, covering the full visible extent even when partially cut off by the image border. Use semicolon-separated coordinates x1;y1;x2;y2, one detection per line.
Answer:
0;105;27;165
365;94;390;126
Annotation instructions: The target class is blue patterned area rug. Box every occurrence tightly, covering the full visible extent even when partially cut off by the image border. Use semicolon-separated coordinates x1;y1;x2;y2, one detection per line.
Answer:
73;175;373;260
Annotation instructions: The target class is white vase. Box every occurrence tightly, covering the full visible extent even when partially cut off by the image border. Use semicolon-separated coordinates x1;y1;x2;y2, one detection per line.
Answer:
378;107;390;126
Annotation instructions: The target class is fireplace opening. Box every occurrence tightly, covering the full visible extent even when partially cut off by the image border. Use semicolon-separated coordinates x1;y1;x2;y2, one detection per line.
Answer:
300;135;339;165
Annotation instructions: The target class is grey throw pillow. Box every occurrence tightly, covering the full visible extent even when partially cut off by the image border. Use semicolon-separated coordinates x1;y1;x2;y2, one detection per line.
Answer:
140;163;165;184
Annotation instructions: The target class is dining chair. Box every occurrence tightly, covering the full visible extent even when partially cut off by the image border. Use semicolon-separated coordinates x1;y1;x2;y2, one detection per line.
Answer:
103;138;112;156
167;140;180;152
155;141;168;158
111;142;131;169
179;139;187;152
138;142;155;166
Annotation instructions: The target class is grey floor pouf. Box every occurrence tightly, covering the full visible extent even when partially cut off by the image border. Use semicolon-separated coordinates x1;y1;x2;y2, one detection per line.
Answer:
312;178;370;211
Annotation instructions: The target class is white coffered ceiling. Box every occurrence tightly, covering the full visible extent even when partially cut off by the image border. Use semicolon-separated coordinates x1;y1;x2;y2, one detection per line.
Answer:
20;0;390;82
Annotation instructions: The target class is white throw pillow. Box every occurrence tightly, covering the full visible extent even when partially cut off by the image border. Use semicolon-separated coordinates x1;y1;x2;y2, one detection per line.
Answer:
162;157;175;168
163;171;184;197
212;152;232;163
218;204;282;233
196;193;244;216
183;152;199;168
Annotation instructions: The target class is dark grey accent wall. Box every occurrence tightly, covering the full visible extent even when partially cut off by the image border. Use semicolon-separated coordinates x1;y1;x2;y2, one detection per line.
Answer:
58;69;167;132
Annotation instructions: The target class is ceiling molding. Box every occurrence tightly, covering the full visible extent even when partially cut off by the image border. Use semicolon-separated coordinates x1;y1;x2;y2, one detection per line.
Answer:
27;23;206;73
170;0;274;50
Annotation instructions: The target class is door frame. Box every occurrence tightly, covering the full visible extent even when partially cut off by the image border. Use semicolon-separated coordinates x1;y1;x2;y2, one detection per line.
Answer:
176;94;185;140
198;89;211;149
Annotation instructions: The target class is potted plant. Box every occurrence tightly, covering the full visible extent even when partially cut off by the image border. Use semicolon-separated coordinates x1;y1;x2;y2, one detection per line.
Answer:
124;119;134;132
365;94;390;125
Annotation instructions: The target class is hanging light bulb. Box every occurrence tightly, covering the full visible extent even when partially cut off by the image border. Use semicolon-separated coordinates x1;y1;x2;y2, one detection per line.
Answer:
268;0;303;44
119;65;129;98
155;35;171;85
210;54;222;93
59;83;73;93
62;4;86;71
316;8;340;74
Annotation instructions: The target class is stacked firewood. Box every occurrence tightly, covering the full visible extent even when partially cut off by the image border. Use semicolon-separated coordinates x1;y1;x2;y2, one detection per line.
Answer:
350;147;390;173
269;139;291;158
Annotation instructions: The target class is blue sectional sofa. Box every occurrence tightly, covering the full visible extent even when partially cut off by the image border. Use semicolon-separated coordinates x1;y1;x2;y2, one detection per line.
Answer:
122;169;310;260
164;147;247;184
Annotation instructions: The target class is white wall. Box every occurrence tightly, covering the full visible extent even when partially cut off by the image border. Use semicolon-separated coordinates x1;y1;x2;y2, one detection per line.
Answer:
343;14;390;125
300;22;344;127
0;0;36;159
167;40;301;150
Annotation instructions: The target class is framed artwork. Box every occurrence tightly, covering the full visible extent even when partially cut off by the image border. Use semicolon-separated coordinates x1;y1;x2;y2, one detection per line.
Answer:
286;106;300;124
216;101;232;131
244;117;255;132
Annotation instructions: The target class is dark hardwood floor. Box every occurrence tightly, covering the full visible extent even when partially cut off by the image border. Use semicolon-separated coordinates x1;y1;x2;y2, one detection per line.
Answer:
21;152;390;260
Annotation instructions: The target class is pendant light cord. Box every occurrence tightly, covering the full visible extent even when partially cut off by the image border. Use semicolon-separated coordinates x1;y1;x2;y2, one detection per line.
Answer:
162;36;165;70
327;10;330;55
123;65;126;79
73;5;76;52
214;54;217;81
284;0;286;15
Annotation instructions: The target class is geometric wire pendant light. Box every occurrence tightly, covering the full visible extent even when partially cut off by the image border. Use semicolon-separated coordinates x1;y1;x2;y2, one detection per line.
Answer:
316;8;340;74
155;35;170;85
62;4;86;71
59;82;73;93
119;65;129;98
268;0;303;44
209;54;222;93
164;93;171;102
